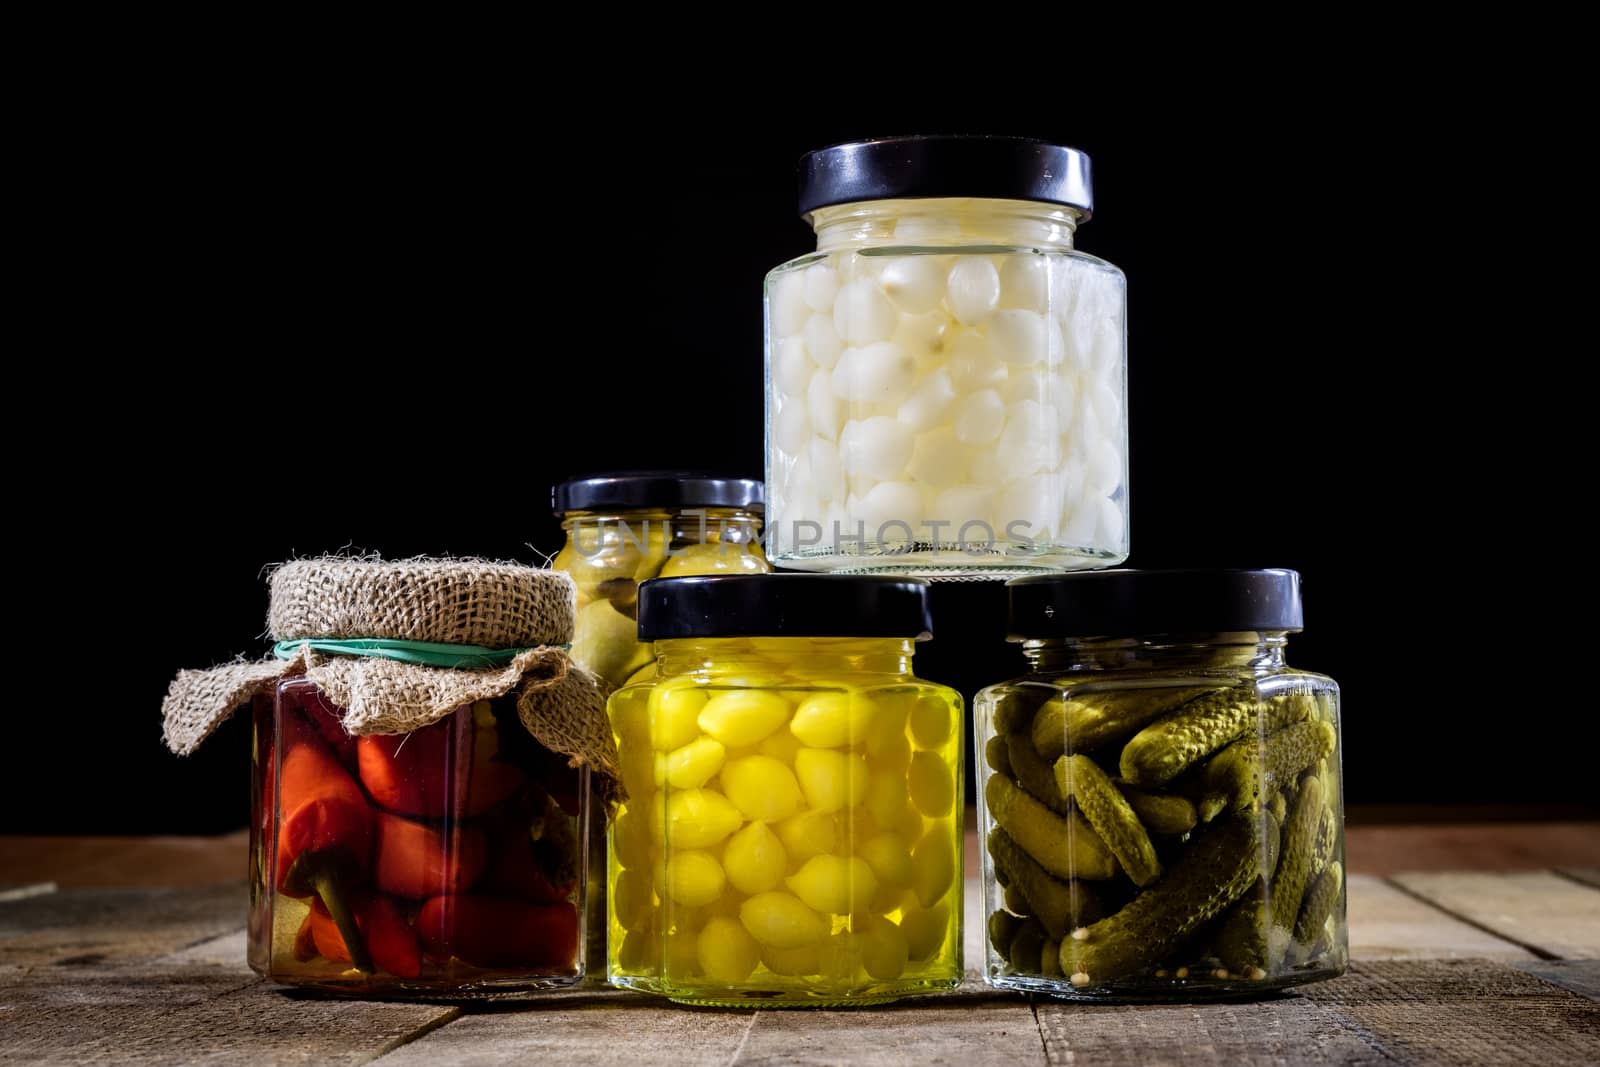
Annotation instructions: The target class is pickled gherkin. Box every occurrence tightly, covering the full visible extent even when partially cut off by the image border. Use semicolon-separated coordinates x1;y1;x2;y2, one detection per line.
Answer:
988;828;1105;938
1006;734;1069;814
985;775;1117;881
1294;861;1343;949
1060;813;1269;986
1120;686;1317;787
1117;784;1197;836
1030;687;1217;761
1269;776;1326;932
1197;719;1336;822
1053;755;1161;887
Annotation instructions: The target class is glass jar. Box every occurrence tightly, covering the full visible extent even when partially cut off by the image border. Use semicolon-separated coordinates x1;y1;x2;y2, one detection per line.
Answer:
974;570;1345;1000
248;680;589;993
606;575;964;1005
764;136;1128;577
552;472;769;690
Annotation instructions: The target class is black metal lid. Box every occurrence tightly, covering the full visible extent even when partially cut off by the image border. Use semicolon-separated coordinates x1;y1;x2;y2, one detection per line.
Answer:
552;472;764;515
798;135;1094;218
638;574;934;641
1007;569;1304;641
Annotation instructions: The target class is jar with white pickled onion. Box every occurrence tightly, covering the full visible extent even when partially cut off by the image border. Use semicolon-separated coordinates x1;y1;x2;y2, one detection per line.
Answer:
606;574;964;1006
765;136;1128;576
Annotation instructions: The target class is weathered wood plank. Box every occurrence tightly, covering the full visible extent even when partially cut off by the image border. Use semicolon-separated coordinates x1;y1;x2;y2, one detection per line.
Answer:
1302;958;1600;1063
1344;821;1600;876
732;998;1045;1066
1558;867;1600;890
1033;994;1391;1066
1346;874;1531;961
1391;870;1600;959
0;884;245;968
375;1000;751;1067
0;960;459;1066
1511;959;1600;1002
0;832;250;888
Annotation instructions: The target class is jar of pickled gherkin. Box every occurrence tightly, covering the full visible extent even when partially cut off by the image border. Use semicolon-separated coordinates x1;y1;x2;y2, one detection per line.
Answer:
607;574;964;1005
553;473;768;690
765;136;1128;577
975;569;1345;999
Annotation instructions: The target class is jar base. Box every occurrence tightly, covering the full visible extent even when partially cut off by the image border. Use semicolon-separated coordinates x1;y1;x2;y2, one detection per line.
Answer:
610;974;962;1008
260;968;584;999
986;961;1347;1003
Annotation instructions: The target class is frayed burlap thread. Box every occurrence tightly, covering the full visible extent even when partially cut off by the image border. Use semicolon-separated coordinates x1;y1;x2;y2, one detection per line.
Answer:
161;558;620;803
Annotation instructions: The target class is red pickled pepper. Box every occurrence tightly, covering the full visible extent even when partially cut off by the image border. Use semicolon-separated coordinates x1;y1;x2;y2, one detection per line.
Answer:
307;896;421;979
273;707;380;972
484;832;574;904
417;896;578;969
373;812;488;899
357;702;525;818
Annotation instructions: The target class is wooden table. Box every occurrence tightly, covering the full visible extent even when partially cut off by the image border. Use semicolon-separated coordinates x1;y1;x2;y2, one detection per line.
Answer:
3;821;1597;1065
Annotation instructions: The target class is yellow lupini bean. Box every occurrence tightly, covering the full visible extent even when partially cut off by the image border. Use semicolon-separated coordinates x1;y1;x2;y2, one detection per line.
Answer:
856;917;909;979
613;867;655;932
613;808;651;871
698;916;761;983
667;849;727;907
860;832;915;888
757;728;802;764
762;941;823;976
912;827;956;908
790;691;878;748
786;854;878;915
617;919;659;974
620;746;655;800
900;901;949;960
865;767;912;829
665;928;701;977
740;891;829;948
909;693;952;749
666;737;726;790
720;755;803;822
908;750;955;817
722;821;788;895
776;810;837;862
794;747;870;812
666;788;743;849
650;684;707;751
610;696;650;747
865;698;912;763
697;690;792;746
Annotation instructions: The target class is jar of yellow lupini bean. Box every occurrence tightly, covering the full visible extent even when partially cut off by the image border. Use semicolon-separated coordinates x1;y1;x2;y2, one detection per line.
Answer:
606;574;964;1005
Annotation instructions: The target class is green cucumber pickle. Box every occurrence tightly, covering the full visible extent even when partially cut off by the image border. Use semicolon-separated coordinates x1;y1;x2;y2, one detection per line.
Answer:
976;671;1346;1000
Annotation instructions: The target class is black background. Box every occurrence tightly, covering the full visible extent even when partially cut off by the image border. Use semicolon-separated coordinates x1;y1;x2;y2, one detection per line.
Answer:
9;101;1591;833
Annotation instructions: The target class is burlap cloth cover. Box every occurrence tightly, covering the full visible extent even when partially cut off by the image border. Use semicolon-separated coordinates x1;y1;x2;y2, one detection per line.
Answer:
161;558;620;802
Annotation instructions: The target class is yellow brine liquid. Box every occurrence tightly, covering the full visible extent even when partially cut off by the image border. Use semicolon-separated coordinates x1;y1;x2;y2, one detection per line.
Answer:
606;637;963;1005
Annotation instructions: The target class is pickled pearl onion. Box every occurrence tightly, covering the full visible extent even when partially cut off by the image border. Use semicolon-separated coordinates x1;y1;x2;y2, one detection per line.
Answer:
945;258;1000;325
879;256;945;314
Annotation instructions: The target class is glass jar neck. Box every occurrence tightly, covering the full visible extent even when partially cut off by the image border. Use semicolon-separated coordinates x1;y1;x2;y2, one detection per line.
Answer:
655;637;916;678
1021;632;1291;673
811;198;1081;253
560;507;763;550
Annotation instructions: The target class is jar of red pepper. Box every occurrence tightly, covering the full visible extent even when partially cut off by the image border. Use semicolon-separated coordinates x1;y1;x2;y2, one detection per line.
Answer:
162;558;618;995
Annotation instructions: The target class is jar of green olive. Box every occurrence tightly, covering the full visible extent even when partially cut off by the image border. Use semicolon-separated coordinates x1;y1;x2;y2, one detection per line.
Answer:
607;575;964;1006
552;473;769;691
975;569;1346;999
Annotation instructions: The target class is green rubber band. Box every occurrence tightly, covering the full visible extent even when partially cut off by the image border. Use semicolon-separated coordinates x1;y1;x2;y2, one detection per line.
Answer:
272;637;553;669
